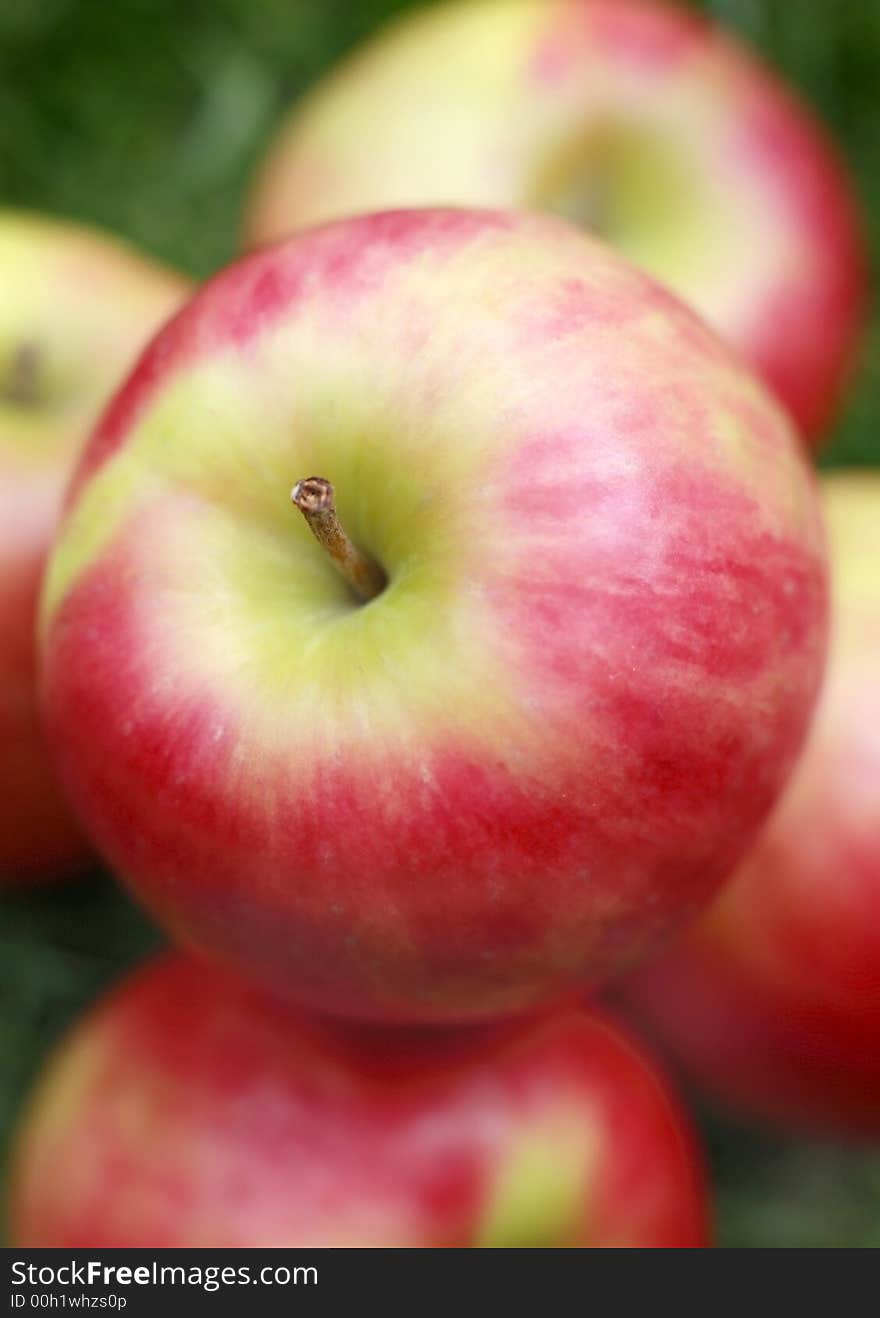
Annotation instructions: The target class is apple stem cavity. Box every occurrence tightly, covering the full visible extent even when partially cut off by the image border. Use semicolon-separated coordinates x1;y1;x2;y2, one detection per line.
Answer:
291;476;386;603
4;341;43;407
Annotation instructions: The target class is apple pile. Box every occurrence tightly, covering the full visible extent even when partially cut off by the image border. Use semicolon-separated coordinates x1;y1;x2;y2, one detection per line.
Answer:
5;0;874;1249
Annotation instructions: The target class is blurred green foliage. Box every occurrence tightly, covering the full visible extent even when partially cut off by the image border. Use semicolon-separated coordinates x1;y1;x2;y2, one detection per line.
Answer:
1;0;878;1248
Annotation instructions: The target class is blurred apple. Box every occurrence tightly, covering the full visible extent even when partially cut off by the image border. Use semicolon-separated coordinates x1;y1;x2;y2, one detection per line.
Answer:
0;212;189;882
624;474;880;1136
41;209;826;1022
244;0;865;445
9;953;708;1247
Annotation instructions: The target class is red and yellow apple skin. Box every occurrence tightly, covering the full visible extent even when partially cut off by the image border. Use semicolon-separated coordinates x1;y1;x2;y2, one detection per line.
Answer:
0;212;189;882
41;209;827;1022
9;953;708;1248
244;0;865;445
624;474;880;1137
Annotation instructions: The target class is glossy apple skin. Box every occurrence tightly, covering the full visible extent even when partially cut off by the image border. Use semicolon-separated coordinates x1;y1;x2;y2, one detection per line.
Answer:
8;953;708;1247
244;0;865;445
624;474;880;1137
0;212;189;882
41;209;827;1023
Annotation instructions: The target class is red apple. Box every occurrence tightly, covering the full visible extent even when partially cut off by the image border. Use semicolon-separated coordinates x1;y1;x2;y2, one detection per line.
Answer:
0;211;189;881
624;473;880;1136
244;0;865;445
8;953;709;1247
40;209;827;1022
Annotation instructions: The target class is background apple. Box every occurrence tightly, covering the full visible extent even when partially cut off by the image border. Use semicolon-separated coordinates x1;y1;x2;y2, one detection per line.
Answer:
8;952;709;1247
244;0;865;446
623;473;880;1137
0;212;189;882
40;208;827;1023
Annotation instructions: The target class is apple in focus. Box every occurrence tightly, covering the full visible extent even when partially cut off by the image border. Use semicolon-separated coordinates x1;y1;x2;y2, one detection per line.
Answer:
0;211;189;881
8;953;709;1247
244;0;865;445
623;473;880;1137
41;209;827;1022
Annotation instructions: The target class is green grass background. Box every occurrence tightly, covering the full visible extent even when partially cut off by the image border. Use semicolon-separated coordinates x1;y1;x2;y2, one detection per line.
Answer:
1;0;878;1247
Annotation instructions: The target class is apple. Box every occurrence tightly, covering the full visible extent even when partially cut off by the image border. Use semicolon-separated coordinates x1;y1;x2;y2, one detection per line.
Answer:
623;473;880;1137
243;0;865;445
40;208;827;1023
0;211;189;882
8;952;709;1247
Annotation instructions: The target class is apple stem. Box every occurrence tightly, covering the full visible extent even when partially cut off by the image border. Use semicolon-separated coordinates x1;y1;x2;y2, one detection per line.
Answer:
291;476;386;603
